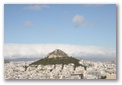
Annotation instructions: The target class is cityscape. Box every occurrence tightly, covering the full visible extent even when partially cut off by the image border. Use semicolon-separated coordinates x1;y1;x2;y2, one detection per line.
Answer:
4;4;116;79
4;49;116;79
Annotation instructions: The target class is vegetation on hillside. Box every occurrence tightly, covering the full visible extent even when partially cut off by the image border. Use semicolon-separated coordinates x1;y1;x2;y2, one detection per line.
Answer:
30;57;81;67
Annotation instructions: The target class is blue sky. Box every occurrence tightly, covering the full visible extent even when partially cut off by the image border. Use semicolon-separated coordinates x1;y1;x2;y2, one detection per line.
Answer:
4;4;116;48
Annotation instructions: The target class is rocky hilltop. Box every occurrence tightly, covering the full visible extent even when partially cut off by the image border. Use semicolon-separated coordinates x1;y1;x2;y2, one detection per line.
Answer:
46;49;69;58
30;49;80;66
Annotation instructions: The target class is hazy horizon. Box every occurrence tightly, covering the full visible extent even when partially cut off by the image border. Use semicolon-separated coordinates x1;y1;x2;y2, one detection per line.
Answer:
4;43;116;62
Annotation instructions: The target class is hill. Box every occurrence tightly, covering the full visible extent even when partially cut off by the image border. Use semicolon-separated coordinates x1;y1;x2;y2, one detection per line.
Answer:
30;49;81;67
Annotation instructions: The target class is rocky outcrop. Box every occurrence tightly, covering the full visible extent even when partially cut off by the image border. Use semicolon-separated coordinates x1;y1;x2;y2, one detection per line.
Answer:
46;49;69;58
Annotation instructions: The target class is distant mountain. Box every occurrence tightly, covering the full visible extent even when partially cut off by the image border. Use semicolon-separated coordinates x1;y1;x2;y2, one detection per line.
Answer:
30;49;80;66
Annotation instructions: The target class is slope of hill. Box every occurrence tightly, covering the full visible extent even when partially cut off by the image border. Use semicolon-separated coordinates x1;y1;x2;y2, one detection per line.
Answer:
30;57;80;66
30;49;80;66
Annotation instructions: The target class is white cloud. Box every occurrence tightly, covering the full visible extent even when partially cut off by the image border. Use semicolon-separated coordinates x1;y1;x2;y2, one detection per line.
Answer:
72;15;88;26
24;21;33;28
24;4;49;11
73;15;84;23
4;44;116;61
